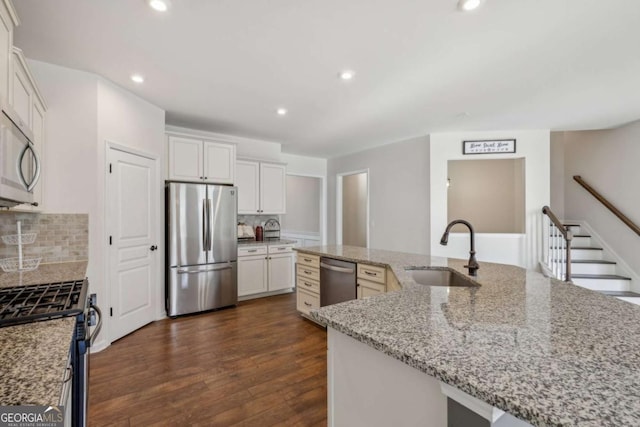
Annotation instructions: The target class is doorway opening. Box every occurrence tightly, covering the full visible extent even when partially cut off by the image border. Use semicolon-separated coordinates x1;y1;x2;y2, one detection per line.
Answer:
337;170;369;247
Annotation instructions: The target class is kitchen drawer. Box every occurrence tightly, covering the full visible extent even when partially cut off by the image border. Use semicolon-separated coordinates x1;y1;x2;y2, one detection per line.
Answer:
297;264;320;282
297;276;320;295
297;252;320;268
238;246;267;257
357;263;386;284
268;244;293;254
297;288;320;316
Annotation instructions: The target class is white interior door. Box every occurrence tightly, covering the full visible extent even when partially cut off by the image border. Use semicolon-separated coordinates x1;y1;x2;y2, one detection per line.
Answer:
108;147;158;341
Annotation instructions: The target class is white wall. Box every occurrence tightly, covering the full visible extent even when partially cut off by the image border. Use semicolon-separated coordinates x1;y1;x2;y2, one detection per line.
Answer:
562;120;640;279
282;175;321;233
327;136;430;254
430;130;550;269
28;60;165;352
28;60;98;214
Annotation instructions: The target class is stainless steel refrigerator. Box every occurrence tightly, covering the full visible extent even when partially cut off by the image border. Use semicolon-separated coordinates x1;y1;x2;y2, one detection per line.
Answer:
166;182;238;317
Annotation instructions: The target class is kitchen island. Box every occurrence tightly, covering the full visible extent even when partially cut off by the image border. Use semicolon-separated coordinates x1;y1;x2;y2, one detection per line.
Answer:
298;246;640;427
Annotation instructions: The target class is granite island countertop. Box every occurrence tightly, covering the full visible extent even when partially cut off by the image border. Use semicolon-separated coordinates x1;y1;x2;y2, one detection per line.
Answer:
297;245;640;427
0;261;88;406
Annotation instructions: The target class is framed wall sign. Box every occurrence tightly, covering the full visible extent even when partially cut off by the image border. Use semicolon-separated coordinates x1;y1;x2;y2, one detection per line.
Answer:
462;139;516;155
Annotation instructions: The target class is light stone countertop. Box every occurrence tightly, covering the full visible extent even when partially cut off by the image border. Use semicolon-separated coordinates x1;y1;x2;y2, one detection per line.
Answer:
297;245;640;427
237;239;296;247
0;260;88;288
0;261;88;406
0;317;76;405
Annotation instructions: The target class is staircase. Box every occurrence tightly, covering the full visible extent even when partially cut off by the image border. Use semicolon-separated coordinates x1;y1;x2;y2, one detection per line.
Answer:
549;223;640;305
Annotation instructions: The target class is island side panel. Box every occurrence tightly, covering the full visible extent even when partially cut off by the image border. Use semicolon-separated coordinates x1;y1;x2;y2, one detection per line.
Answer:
327;327;447;427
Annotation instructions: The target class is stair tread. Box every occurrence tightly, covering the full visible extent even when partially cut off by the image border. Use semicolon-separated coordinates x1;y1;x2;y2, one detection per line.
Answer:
601;291;640;297
570;247;603;250
552;259;616;264
572;274;631;280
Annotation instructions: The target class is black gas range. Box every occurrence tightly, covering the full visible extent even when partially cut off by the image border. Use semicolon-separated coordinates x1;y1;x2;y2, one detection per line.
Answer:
0;279;102;427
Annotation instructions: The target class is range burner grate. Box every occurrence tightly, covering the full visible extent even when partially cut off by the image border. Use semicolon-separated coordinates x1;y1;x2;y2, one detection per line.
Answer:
0;280;87;327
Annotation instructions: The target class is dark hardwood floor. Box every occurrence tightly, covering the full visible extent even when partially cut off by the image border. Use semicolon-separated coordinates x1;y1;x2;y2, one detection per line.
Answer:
89;293;327;426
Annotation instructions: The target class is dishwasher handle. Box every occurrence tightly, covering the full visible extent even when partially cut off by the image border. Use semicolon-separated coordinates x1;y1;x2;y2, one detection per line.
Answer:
320;262;355;274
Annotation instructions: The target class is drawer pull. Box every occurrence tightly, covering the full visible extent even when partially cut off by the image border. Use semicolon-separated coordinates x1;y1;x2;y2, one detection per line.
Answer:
364;270;377;276
304;302;312;307
277;247;286;251
303;258;312;262
303;270;312;275
247;249;257;253
304;282;313;287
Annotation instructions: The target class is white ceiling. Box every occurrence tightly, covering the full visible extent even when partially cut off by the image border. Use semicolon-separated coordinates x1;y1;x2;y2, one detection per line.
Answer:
12;0;640;158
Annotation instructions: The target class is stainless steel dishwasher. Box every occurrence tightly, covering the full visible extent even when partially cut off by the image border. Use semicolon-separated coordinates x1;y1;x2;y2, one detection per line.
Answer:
320;257;357;306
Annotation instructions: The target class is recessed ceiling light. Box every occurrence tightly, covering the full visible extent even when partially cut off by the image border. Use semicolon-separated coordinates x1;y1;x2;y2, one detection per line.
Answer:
148;0;169;12
276;108;288;116
131;74;145;83
339;70;355;81
458;0;482;11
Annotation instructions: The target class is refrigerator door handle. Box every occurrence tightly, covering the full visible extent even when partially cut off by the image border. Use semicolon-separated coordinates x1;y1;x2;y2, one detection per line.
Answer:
202;199;208;251
206;198;213;251
177;265;233;274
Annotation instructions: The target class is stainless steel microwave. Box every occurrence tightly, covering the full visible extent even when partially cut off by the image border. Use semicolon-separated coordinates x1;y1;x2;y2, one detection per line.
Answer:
0;103;41;207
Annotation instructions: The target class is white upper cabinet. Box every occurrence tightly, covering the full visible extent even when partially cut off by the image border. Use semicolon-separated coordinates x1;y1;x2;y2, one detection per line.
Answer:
203;141;235;184
168;134;235;184
236;160;260;213
0;0;17;102
236;159;286;215
260;163;286;214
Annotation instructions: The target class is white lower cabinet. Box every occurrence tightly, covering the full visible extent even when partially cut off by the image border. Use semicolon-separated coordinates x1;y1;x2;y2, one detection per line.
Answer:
268;252;294;291
238;254;267;296
238;244;294;298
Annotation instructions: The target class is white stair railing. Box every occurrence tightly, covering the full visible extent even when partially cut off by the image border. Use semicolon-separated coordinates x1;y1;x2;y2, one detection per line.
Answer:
542;206;572;282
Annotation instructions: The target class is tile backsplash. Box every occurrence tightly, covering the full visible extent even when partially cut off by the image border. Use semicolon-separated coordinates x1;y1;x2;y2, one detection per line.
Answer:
0;212;88;263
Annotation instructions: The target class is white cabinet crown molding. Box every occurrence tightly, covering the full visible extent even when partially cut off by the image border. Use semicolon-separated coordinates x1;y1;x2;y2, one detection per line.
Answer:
165;125;282;147
237;156;287;166
12;47;46;109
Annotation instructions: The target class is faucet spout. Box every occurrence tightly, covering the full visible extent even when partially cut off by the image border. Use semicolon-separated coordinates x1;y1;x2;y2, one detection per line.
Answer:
440;219;479;276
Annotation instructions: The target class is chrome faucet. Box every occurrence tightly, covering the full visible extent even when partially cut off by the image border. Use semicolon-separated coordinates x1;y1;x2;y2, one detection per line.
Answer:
440;219;479;276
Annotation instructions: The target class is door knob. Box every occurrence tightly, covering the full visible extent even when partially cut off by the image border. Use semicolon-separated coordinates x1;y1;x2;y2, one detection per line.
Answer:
150;245;158;251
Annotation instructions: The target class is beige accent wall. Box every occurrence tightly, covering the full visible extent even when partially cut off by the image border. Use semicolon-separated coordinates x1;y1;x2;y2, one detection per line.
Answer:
342;173;368;246
447;158;525;233
561;119;640;278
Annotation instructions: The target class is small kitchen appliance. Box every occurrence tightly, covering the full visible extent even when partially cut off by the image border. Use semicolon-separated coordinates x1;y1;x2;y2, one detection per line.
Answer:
0;102;41;207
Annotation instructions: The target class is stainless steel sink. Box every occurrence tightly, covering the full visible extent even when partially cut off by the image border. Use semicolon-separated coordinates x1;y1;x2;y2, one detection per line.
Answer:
406;268;478;287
